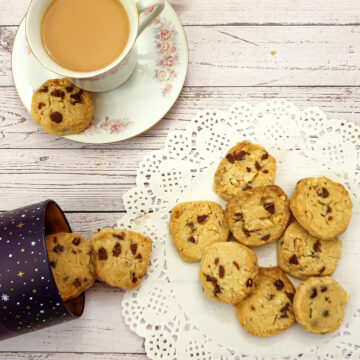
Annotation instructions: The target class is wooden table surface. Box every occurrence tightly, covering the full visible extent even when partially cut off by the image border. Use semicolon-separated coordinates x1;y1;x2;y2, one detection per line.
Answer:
1;0;360;358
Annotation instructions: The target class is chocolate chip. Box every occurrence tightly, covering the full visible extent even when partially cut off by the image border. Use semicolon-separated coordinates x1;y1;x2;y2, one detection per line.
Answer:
323;310;329;317
50;112;63;123
51;89;65;98
246;278;253;287
65;86;74;93
264;202;275;214
263;170;269;174
280;303;290;313
113;233;125;240
268;294;275;300
317;187;329;198
326;206;332;214
130;243;138;255
261;153;269;160
226;153;235;164
53;244;64;253
205;274;217;286
310;288;317;299
53;237;57;243
70;90;83;103
250;305;256;311
197;215;208;224
50;261;56;268
135;253;142;260
255;161;261;171
313;240;321;252
73;278;81;288
72;237;81;246
213;284;221;297
113;243;121;257
280;313;288;319
274;279;284;291
261;234;270;241
98;247;108;260
328;216;333;221
235;151;246;161
187;222;194;229
289;254;299;265
246;167;251;173
219;265;225;278
233;261;239;270
319;266;326;273
286;292;294;303
131;273;138;284
71;250;76;254
214;258;219;265
38;102;45;110
242;185;252;191
243;228;251;237
39;86;48;93
188;236;196;243
321;286;327;292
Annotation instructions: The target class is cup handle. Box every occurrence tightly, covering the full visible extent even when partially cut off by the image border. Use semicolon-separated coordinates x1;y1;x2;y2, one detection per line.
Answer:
136;0;165;37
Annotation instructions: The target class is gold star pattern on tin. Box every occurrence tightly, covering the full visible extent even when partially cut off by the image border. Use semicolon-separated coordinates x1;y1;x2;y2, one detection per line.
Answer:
17;271;24;277
17;222;25;229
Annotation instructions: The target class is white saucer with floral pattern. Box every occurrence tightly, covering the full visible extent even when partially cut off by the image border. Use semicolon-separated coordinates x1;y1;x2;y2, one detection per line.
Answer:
12;1;188;144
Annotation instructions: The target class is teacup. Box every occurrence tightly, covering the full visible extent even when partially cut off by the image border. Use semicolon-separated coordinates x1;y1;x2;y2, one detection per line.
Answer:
25;0;165;92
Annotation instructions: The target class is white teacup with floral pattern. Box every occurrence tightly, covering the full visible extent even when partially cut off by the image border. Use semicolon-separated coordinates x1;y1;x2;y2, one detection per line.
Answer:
26;0;165;92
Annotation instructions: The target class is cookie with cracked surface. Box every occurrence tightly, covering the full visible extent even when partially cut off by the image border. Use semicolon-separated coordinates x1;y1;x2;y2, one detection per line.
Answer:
199;242;258;304
169;201;230;262
225;185;290;247
31;78;93;136
277;221;342;280
91;228;152;289
293;276;349;334
45;232;95;301
234;266;296;337
213;141;276;201
290;177;352;240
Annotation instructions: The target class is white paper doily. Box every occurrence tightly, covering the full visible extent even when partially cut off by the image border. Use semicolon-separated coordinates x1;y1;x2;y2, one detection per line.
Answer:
118;99;360;359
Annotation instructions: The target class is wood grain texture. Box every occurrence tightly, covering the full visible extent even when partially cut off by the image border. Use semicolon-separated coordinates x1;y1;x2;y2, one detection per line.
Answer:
0;354;148;360
2;0;360;26
3;26;360;87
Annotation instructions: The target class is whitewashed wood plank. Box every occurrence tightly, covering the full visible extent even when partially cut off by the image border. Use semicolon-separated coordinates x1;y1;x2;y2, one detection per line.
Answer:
2;0;360;26
1;86;360;149
2;26;360;87
0;354;148;360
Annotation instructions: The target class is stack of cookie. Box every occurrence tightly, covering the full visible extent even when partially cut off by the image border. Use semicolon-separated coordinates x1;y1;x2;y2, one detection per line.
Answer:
45;228;152;302
169;140;352;337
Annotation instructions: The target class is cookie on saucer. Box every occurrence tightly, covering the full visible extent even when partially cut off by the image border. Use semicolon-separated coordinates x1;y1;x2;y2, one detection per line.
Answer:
45;232;95;301
293;276;349;334
290;177;352;240
213;141;276;201
31;78;93;136
91;228;152;289
234;267;296;337
225;185;290;247
169;201;230;262
277;221;342;280
199;242;258;304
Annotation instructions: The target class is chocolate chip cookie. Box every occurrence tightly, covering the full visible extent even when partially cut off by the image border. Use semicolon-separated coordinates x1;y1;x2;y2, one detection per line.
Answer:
213;141;276;201
234;267;296;337
225;185;290;247
199;242;258;304
169;201;230;262
277;221;342;280
293;276;349;334
91;228;152;290
45;232;95;301
290;177;352;240
31;79;93;136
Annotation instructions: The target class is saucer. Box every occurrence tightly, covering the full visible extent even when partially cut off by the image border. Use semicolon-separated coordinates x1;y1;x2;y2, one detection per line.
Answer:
12;1;188;144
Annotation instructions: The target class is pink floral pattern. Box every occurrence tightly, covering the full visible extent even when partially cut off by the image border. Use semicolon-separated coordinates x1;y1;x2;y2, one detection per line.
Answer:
153;17;179;97
83;116;133;136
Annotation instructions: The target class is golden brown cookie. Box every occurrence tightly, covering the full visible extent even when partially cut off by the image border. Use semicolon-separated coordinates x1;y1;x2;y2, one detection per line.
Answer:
169;201;230;262
45;233;95;301
293;276;349;334
91;228;152;290
199;242;258;304
234;267;296;337
31;79;93;136
225;185;290;247
277;221;342;279
290;177;352;240
213;141;276;201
